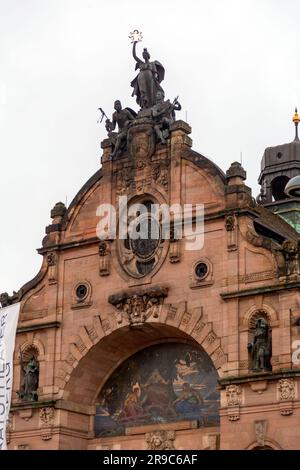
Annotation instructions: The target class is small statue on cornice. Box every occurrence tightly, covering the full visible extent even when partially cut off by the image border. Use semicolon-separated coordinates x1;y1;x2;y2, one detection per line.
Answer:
151;91;181;144
105;100;137;158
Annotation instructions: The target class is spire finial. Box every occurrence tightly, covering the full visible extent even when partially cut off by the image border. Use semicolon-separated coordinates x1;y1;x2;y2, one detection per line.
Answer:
293;107;300;141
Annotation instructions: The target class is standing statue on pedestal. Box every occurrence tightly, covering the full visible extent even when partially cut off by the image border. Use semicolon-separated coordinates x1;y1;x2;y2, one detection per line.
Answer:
248;318;272;372
130;35;165;109
152;91;181;144
18;355;39;401
105;100;136;158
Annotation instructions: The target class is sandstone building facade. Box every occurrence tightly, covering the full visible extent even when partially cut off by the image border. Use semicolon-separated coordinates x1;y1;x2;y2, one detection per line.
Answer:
2;44;300;449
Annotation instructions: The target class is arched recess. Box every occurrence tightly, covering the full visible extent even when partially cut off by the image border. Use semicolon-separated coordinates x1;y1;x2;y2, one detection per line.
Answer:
94;340;220;438
242;304;279;330
59;305;227;405
247;439;282;450
17;338;45;361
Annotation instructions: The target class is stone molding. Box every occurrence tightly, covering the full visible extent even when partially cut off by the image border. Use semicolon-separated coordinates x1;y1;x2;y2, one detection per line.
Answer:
57;303;227;395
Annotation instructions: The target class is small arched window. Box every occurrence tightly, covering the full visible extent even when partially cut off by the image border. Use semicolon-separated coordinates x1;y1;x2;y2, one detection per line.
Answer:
271;176;289;201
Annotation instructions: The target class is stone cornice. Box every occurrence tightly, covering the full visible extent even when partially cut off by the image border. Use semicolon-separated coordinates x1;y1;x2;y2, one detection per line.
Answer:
37;236;100;254
36;208;260;255
220;281;300;300
219;369;300;388
17;321;61;334
11;400;56;411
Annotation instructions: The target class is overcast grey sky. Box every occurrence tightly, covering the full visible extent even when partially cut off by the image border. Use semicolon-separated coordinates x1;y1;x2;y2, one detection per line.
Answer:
1;0;300;294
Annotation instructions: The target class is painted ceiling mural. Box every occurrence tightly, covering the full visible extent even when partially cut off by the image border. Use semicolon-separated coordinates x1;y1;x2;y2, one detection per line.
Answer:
94;342;220;437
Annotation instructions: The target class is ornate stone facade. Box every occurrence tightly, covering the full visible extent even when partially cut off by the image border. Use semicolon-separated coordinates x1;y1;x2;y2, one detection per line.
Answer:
3;38;300;451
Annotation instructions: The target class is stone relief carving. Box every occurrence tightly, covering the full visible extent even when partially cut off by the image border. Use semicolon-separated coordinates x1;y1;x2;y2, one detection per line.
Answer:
47;251;57;283
39;407;55;427
225;214;237;251
277;378;295;416
280;239;300;279
225;214;235;232
109;287;168;326
228;412;240;422
169;221;181;263
99;241;111;276
226;384;242;406
114;156;170;196
146;430;175;450
255;420;267;447
226;384;242;422
128;123;156;160
277;378;295;401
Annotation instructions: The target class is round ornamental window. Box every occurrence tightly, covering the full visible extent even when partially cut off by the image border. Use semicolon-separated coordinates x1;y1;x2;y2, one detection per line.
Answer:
130;215;160;260
76;284;88;301
118;198;167;279
195;262;208;280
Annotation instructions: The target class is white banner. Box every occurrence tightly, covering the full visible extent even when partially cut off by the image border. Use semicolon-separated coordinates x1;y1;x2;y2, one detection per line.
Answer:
0;303;20;450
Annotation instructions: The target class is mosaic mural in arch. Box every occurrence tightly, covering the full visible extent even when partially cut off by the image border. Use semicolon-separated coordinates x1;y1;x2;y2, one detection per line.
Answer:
94;342;220;437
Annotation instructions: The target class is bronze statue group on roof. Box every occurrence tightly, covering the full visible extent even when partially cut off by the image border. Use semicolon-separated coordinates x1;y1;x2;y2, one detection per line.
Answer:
99;30;181;159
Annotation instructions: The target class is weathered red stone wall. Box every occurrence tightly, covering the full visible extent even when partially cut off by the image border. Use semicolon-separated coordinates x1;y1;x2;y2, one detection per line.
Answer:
7;122;300;450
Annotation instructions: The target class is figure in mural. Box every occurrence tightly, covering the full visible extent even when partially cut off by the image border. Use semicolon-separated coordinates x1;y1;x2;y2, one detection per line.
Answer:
94;343;220;437
105;100;136;158
18;355;39;401
131;41;165;109
94;397;119;436
151;91;182;144
173;382;203;414
248;318;272;371
141;369;176;418
119;383;145;420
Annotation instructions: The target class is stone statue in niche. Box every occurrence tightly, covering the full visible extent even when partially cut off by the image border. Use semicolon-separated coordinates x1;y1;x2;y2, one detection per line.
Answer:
151;90;181;144
248;318;272;372
18;355;39;401
105;100;136;158
131;39;165;109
